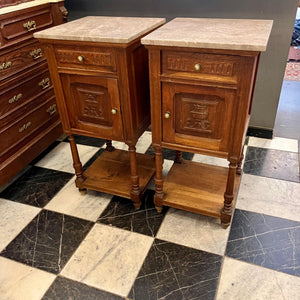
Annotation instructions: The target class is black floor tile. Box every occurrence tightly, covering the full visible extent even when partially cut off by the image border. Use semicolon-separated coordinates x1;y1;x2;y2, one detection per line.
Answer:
64;134;105;147
129;239;223;300
43;276;123;300
243;146;300;182
97;189;167;237
0;166;73;207
146;145;194;161
0;210;93;274
226;209;300;277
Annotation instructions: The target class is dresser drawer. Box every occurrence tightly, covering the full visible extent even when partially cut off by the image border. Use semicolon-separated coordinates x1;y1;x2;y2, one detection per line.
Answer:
162;51;238;80
54;45;116;73
0;96;59;156
0;40;45;80
0;5;53;49
0;66;52;121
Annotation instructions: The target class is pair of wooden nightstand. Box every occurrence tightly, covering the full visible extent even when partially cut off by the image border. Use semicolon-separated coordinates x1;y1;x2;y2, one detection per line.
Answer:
35;16;272;228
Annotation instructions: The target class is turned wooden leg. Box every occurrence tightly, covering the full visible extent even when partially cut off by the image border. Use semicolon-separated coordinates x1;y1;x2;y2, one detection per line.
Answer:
221;157;238;228
128;145;141;209
236;146;244;175
68;134;86;194
154;146;164;213
105;140;115;152
174;150;183;164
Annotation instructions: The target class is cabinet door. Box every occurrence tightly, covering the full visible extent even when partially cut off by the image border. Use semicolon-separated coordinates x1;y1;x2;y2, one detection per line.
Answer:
61;74;123;141
162;82;236;152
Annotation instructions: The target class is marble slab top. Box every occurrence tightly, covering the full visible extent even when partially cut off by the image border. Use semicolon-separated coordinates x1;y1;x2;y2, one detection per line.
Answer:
0;0;62;15
34;16;166;44
141;18;273;51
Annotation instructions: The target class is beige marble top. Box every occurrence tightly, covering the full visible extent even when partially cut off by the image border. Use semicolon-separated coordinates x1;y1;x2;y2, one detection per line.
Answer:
141;18;273;51
0;0;62;15
34;16;166;44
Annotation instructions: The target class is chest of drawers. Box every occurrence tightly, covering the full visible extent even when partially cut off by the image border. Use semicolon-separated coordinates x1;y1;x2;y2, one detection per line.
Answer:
142;18;273;228
34;16;165;208
0;0;67;186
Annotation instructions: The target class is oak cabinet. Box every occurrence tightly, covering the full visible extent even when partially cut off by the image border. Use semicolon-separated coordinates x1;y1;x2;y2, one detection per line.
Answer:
0;1;67;186
34;16;165;208
142;18;273;228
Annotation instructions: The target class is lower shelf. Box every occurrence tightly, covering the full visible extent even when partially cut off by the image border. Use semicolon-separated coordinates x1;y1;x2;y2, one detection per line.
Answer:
163;160;241;218
83;149;156;199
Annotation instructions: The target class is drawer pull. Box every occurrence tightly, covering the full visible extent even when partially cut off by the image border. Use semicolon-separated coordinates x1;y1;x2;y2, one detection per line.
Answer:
194;63;201;71
111;108;117;115
19;121;32;133
164;112;171;119
30;48;43;60
39;78;50;90
8;93;23;104
46;104;57;116
23;20;36;32
0;61;12;70
77;55;84;62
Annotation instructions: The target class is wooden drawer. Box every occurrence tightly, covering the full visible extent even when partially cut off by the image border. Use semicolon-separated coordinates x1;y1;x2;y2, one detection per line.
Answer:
54;45;116;73
0;40;45;81
0;5;53;49
162;51;238;80
0;66;52;122
0;96;59;156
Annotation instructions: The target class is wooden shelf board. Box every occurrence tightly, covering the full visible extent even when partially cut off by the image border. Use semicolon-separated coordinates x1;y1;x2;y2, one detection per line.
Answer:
83;149;155;198
163;160;241;218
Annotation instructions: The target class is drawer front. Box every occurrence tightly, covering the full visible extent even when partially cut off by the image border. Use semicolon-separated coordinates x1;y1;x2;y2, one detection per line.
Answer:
0;96;59;156
60;74;123;141
162;82;236;152
0;67;52;120
0;41;45;80
55;45;116;73
0;6;53;48
162;51;237;78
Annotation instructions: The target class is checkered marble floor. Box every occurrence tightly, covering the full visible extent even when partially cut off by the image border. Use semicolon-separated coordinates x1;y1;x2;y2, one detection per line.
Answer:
0;132;299;300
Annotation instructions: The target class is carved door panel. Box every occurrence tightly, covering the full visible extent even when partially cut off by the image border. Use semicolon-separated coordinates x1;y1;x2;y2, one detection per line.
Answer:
162;82;236;152
61;74;123;141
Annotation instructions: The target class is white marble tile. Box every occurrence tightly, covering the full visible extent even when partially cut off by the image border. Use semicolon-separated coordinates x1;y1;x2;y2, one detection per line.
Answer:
0;256;56;300
217;257;300;300
192;146;248;168
248;136;298;152
156;208;229;256
0;199;40;252
236;174;300;222
148;159;174;190
105;131;152;154
35;142;99;173
61;223;154;297
45;177;112;222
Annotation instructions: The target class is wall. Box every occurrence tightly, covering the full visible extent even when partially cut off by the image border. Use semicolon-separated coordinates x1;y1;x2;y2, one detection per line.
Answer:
65;0;299;132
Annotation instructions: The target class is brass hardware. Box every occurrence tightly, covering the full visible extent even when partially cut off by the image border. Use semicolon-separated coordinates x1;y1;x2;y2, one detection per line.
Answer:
39;78;50;90
8;93;22;104
77;55;84;62
111;108;117;115
19;121;32;133
46;104;57;116
0;61;12;70
23;20;36;32
30;48;43;60
164;112;171;119
194;63;201;71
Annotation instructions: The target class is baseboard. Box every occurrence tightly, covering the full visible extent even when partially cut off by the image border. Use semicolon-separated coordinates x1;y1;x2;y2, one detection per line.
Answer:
247;126;273;139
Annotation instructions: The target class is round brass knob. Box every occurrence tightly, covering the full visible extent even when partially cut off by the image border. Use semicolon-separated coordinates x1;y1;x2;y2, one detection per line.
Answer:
194;63;201;71
77;55;84;62
111;108;117;115
164;112;171;119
